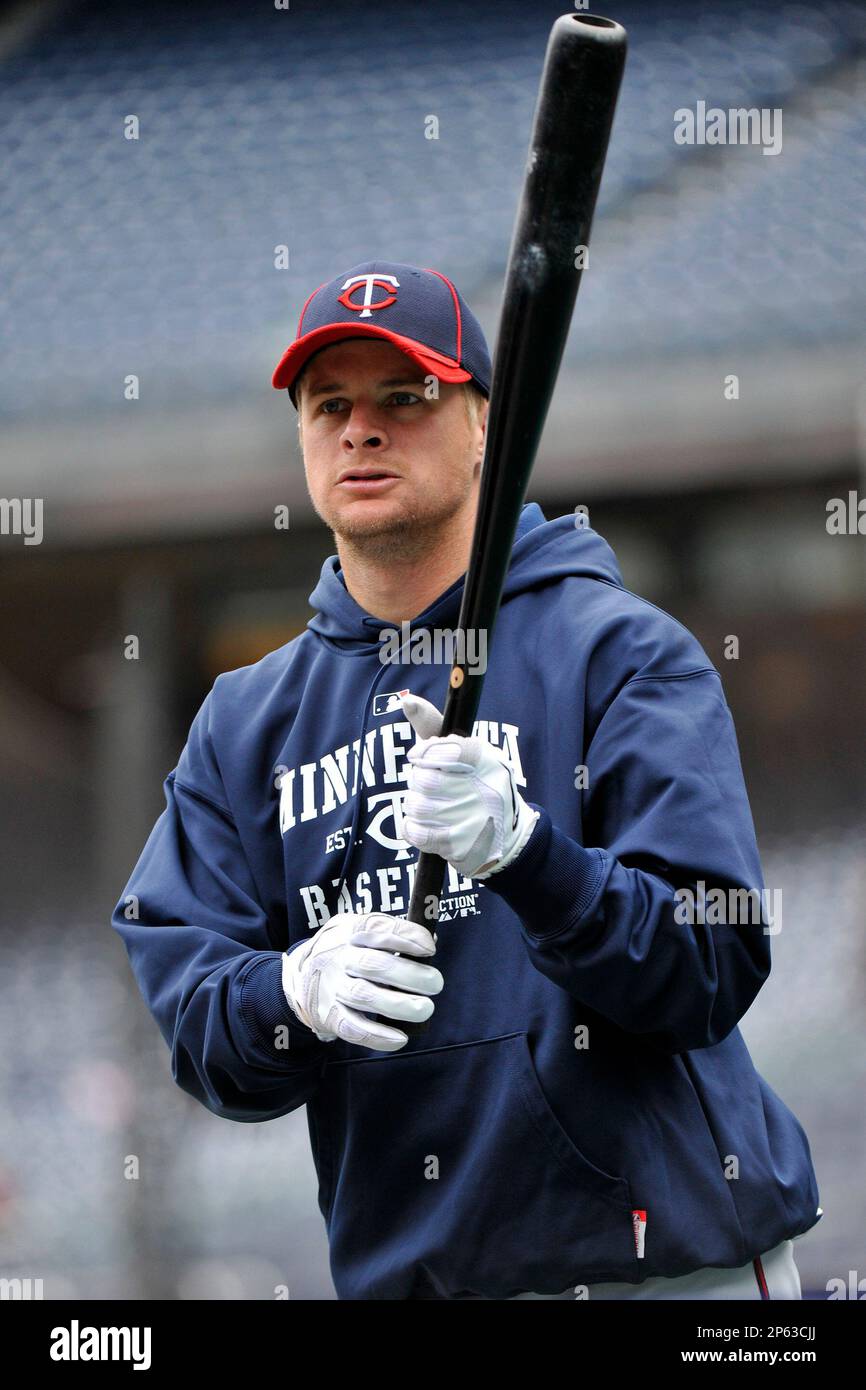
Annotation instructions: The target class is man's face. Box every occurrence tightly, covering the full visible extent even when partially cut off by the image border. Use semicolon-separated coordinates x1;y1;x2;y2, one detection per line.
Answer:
295;338;486;549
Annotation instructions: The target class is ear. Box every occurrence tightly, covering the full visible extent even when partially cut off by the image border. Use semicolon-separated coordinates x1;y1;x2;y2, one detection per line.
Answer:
476;397;488;451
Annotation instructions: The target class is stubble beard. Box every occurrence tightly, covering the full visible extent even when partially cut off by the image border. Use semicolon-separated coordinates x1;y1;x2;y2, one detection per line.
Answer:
317;472;477;565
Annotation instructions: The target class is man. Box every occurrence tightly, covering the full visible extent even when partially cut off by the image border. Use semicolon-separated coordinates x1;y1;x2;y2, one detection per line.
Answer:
111;260;821;1300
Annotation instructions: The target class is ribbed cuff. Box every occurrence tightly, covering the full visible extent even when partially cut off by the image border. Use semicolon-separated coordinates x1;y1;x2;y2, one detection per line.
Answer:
481;803;608;939
238;952;323;1062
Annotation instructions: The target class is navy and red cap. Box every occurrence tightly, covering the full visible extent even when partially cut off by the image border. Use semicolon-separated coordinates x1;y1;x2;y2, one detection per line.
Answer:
272;260;492;408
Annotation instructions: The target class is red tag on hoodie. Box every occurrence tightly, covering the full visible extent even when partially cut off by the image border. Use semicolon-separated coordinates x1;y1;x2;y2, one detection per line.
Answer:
632;1209;647;1259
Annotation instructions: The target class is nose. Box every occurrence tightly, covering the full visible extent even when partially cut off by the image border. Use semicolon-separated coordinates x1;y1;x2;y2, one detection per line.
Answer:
340;400;390;453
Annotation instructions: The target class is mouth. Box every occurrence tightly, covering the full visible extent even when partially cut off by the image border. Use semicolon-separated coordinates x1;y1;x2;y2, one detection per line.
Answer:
336;470;401;492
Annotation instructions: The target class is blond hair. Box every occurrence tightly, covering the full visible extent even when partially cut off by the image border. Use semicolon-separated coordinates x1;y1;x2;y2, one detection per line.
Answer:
461;380;487;428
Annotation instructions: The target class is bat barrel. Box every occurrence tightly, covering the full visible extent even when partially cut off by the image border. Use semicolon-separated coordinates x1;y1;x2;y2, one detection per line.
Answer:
449;14;627;740
379;14;627;1038
464;13;627;646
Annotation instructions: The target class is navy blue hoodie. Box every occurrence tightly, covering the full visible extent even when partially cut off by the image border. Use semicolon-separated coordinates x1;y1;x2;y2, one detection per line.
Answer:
111;503;821;1299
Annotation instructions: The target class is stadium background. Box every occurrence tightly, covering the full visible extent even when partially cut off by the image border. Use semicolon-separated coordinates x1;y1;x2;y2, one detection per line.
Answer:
0;0;864;1299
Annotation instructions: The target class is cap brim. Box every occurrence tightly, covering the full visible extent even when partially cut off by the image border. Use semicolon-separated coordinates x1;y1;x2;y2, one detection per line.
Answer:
272;323;472;398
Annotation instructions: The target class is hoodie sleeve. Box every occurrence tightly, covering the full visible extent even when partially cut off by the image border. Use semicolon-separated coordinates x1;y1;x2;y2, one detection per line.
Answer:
483;669;771;1054
111;686;328;1122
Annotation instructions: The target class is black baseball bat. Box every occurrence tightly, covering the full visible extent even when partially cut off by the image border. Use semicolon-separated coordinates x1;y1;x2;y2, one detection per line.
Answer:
375;12;627;1038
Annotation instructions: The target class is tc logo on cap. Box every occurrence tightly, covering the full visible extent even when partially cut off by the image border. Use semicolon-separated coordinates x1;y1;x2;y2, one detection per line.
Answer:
337;274;400;318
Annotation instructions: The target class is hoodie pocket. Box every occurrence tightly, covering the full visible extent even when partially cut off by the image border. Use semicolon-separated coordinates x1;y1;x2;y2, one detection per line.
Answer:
317;1029;637;1299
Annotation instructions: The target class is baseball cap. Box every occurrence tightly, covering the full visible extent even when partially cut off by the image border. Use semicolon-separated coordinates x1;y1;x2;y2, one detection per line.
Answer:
272;260;491;408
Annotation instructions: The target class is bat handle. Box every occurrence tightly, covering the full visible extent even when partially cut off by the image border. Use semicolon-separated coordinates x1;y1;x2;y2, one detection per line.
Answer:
369;848;443;1038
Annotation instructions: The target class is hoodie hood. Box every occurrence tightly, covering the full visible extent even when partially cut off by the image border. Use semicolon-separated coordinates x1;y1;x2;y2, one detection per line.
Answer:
306;502;625;649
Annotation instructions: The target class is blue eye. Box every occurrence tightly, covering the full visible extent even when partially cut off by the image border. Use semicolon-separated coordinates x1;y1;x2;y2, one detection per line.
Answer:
318;391;420;415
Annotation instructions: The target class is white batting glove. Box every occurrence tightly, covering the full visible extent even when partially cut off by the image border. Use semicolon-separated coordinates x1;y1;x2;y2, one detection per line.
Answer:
281;911;443;1052
397;692;539;881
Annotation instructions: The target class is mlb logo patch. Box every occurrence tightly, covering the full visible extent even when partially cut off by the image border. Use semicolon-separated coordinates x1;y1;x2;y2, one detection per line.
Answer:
372;689;411;717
